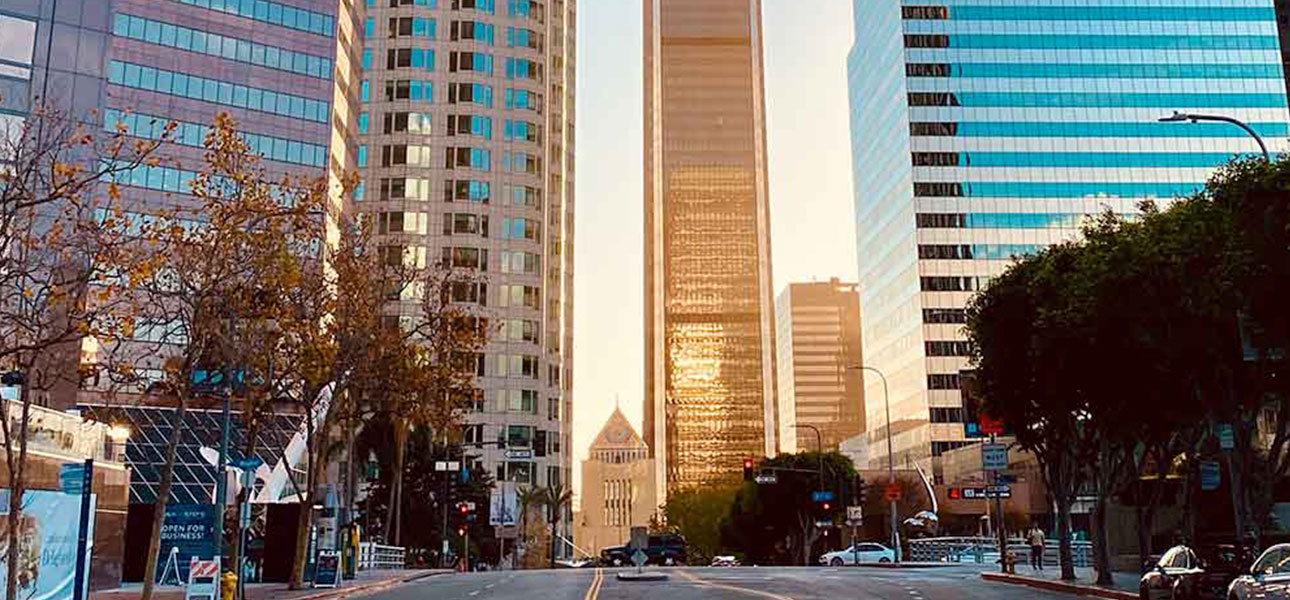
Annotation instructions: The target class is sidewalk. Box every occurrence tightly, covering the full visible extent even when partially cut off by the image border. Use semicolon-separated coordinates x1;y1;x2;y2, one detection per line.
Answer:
91;569;451;600
982;566;1139;600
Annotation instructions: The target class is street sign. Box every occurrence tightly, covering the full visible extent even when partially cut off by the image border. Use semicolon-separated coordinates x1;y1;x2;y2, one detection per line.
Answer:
505;449;534;460
982;443;1008;472
884;484;902;502
1200;461;1221;491
950;486;1012;500
1217;424;1235;450
60;463;85;495
631;549;648;568
811;490;835;503
846;506;863;522
814;520;833;529
234;456;264;470
755;473;778;485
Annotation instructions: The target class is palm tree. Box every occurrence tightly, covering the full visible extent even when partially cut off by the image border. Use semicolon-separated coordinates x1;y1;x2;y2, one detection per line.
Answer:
516;485;545;568
542;483;573;569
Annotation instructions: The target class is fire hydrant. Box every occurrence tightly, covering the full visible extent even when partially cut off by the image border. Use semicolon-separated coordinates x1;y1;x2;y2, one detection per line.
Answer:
221;570;237;600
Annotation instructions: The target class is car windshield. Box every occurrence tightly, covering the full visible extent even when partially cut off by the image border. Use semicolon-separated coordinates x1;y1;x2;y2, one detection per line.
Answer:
1253;548;1290;576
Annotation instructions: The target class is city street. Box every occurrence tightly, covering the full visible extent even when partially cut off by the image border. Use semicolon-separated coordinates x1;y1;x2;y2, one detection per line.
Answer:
364;566;1078;600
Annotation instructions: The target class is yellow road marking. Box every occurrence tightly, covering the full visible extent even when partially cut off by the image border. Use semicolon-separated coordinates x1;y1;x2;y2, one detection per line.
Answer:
674;569;796;600
583;568;604;600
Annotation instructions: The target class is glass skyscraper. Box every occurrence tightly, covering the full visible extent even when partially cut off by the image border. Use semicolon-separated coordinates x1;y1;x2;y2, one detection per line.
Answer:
848;0;1290;476
644;0;779;499
355;0;577;509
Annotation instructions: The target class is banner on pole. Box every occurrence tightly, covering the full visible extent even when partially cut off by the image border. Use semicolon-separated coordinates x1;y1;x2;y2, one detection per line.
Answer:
0;489;96;600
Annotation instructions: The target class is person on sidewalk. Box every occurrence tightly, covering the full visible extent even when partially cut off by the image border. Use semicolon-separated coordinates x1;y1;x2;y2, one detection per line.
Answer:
1027;525;1046;571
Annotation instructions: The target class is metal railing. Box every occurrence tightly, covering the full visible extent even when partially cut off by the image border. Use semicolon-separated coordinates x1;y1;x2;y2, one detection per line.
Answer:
358;542;407;570
907;536;1092;568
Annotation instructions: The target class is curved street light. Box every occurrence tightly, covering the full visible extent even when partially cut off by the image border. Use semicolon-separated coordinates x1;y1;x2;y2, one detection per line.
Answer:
849;365;899;562
1158;111;1271;162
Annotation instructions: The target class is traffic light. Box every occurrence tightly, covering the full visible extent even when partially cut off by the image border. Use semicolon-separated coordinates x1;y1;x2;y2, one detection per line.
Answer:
856;478;868;503
457;527;466;537
743;457;754;481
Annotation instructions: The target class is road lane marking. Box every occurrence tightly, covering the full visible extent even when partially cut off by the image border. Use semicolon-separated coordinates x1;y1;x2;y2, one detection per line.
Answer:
469;591;480;596
583;568;603;600
485;584;495;589
674;570;796;600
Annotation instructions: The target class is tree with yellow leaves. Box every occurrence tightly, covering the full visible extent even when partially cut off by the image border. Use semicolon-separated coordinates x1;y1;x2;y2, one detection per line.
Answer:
0;104;170;600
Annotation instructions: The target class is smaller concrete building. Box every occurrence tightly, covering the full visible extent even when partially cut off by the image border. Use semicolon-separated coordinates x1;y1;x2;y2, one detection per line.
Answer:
575;408;656;557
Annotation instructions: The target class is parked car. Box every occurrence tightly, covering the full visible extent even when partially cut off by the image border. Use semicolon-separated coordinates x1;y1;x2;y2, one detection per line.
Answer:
819;543;896;566
711;555;741;567
1227;543;1290;600
600;534;688;566
1140;544;1246;600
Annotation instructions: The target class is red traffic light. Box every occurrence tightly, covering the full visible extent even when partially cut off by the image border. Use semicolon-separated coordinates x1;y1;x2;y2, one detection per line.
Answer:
949;488;961;499
822;502;831;511
743;457;753;469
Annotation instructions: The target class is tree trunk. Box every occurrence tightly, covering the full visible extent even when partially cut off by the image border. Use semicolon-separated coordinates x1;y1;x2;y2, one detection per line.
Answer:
384;421;408;546
289;418;318;590
1092;494;1113;585
1092;444;1115;586
142;399;189;600
4;388;32;600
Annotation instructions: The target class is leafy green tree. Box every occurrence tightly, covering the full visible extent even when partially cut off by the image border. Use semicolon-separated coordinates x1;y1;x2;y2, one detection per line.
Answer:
722;452;857;566
656;477;741;564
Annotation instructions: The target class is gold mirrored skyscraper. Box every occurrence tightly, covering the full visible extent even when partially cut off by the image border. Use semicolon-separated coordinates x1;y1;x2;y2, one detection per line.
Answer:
644;0;778;501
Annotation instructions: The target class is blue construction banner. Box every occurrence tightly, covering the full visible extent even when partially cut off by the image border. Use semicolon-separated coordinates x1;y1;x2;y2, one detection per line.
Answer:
158;504;216;584
0;489;96;600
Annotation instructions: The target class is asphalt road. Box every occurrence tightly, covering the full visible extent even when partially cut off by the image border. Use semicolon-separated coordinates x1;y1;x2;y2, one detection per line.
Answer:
365;565;1079;600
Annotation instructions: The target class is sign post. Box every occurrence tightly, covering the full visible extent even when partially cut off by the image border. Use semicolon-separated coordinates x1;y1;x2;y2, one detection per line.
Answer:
71;459;93;600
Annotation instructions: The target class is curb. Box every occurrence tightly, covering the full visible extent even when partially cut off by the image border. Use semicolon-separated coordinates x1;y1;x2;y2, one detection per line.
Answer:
843;562;961;569
288;570;453;600
981;572;1138;600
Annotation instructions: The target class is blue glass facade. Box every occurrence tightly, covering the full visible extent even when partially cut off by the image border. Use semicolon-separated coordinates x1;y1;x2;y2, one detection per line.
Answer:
848;0;1290;474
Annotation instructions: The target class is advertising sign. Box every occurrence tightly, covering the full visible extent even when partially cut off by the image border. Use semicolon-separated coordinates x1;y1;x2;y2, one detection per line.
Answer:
0;489;96;600
313;550;341;588
489;483;518;527
159;504;216;583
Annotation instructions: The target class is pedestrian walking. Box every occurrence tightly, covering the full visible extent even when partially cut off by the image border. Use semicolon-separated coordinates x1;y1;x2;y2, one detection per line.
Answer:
1027;525;1046;571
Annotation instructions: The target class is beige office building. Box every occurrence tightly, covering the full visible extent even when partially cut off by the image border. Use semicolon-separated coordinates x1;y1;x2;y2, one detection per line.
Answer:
775;279;865;453
643;0;779;501
576;408;657;557
356;0;577;502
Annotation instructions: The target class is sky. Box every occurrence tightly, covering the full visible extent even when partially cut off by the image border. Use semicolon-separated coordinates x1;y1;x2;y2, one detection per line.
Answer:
571;0;859;496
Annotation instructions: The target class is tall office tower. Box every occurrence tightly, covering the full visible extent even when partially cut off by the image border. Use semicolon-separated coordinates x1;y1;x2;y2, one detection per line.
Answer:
644;0;778;500
355;0;577;511
848;0;1290;477
775;279;864;454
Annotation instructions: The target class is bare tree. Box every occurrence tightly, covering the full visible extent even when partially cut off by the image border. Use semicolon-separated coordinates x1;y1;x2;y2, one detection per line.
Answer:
0;104;168;600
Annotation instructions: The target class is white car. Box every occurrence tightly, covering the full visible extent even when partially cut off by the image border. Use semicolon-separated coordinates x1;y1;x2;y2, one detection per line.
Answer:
1228;544;1290;599
819;543;896;566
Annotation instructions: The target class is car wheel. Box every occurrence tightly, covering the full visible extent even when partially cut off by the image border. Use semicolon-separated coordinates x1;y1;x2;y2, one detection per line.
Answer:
830;558;844;567
879;557;891;564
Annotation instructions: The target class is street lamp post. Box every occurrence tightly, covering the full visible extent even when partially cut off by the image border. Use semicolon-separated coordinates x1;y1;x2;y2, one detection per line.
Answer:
793;423;825;483
1158;111;1271;162
850;365;899;563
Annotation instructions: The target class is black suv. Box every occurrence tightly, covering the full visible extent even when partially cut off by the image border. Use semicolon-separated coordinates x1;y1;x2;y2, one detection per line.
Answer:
600;534;688;566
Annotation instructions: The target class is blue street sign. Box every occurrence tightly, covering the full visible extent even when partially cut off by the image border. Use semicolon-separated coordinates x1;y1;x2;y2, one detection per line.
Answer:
811;491;835;502
234;456;265;470
60;463;85;495
1200;461;1221;491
